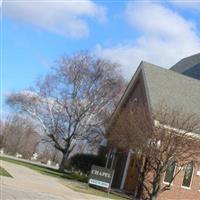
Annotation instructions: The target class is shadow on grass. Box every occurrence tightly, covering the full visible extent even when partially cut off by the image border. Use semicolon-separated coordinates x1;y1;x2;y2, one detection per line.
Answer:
0;156;88;182
64;183;128;200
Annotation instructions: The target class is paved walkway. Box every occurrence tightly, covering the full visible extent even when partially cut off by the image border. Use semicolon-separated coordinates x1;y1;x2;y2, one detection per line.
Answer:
0;154;59;170
0;161;111;200
1;185;65;200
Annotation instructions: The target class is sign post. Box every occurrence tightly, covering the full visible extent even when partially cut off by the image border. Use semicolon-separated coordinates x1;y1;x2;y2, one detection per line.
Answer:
88;165;114;194
108;169;115;195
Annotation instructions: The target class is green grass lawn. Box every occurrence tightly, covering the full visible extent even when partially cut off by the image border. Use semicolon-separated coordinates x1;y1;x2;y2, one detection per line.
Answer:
0;166;12;177
63;182;129;200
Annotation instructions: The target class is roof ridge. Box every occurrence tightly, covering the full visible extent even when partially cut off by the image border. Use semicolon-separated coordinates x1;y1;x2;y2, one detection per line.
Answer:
170;53;200;73
172;52;200;66
141;60;200;84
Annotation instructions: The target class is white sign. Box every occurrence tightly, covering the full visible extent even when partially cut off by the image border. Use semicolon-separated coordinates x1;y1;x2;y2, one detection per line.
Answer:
47;160;52;166
31;153;38;161
89;165;114;189
89;179;110;188
16;153;22;158
0;149;4;154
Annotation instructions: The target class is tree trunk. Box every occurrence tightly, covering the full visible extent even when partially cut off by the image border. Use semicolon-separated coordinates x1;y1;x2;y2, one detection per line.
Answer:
135;157;148;199
135;178;144;199
59;151;69;172
150;195;157;200
150;173;162;200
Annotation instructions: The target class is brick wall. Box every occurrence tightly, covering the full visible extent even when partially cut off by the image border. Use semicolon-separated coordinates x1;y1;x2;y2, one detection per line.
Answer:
158;167;200;200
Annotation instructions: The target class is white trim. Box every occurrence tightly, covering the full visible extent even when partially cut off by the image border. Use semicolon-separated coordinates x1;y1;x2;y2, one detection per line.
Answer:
110;148;117;169
181;163;194;189
163;181;173;186
141;62;152;110
181;185;191;190
154;120;200;139
120;150;132;190
105;149;112;168
163;165;177;186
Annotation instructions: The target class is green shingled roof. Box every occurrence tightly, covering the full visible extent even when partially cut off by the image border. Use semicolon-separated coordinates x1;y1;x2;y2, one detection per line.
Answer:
141;61;200;121
170;53;200;73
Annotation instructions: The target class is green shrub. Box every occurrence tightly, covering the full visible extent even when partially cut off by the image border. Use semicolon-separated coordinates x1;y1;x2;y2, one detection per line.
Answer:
0;135;4;149
70;173;89;182
69;154;105;174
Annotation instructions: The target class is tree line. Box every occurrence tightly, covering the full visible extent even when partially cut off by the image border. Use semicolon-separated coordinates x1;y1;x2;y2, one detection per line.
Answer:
0;115;40;158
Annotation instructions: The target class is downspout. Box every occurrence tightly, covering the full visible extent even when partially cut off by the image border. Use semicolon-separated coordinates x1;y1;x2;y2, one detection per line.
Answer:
120;149;132;190
105;148;112;168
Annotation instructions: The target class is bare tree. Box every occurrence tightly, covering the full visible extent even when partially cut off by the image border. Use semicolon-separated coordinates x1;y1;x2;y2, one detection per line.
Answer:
36;141;62;164
0;135;3;149
6;53;125;172
108;103;200;200
0;120;3;149
2;115;40;158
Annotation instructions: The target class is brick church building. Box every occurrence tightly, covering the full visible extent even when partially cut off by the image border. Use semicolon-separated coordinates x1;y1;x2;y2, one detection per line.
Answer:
102;53;200;200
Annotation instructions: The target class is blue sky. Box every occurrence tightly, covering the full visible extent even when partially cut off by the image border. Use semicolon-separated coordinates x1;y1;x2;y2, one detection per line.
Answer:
1;0;200;115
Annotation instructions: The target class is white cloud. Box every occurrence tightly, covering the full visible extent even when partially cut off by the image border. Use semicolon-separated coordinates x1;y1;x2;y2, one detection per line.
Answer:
169;0;200;10
3;0;106;38
96;1;200;79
